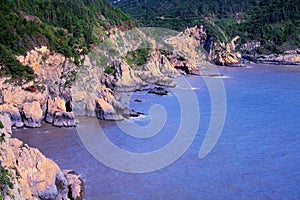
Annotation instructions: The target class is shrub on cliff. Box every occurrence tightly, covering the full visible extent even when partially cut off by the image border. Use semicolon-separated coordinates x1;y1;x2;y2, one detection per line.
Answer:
0;165;14;199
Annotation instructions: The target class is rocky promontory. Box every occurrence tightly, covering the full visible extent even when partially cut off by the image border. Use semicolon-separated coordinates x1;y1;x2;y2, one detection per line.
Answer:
0;115;83;200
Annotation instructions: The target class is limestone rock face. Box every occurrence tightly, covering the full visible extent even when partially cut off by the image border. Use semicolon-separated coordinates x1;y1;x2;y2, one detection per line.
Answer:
112;59;143;92
46;97;76;127
72;63;125;120
0;46;78;128
165;32;204;71
136;48;179;87
0;115;83;200
22;101;43;128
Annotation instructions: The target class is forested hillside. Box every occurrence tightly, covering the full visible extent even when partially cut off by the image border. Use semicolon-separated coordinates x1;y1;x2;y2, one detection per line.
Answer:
112;0;300;54
0;0;133;81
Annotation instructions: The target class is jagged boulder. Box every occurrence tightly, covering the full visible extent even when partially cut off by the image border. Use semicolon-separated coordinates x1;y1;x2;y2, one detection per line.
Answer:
22;101;43;128
52;111;76;127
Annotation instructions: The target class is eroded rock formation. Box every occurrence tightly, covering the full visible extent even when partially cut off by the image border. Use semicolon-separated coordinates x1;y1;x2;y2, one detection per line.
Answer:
0;115;83;200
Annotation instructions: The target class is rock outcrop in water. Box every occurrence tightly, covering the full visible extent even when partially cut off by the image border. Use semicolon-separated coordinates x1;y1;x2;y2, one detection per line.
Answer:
0;115;83;200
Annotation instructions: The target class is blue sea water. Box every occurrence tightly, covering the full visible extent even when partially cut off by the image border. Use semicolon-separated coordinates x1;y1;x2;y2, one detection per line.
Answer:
13;64;300;199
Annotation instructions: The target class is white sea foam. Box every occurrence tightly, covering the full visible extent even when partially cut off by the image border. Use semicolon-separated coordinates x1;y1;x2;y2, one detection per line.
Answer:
131;114;150;121
212;75;230;79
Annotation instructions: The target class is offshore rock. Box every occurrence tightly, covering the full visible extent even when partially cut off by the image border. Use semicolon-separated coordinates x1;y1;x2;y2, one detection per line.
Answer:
148;87;168;96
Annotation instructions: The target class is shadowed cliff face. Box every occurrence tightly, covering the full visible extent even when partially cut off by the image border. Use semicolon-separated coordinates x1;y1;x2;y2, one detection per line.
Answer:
0;115;83;200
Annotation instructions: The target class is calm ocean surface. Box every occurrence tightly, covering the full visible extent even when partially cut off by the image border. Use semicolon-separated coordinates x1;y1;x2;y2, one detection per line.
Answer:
13;64;300;199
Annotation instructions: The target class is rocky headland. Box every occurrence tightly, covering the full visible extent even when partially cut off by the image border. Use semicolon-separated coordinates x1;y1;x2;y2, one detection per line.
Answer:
0;26;211;199
0;115;83;200
0;26;213;127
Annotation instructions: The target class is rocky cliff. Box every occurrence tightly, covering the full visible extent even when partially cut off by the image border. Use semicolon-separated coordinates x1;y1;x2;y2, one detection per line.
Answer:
0;114;83;200
0;26;213;126
0;46;78;128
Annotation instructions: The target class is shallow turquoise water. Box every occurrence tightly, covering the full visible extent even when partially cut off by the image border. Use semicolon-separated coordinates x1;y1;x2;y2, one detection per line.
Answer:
13;64;300;199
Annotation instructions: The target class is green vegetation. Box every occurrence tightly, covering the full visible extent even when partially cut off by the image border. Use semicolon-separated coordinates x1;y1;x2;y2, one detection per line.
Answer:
124;48;151;68
0;165;14;199
104;65;116;75
113;0;300;54
0;120;4;129
65;80;71;86
0;120;5;144
111;0;256;29
0;0;134;81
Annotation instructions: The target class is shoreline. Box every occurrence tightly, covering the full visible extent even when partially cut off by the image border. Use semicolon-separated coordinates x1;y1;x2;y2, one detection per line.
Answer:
11;64;300;199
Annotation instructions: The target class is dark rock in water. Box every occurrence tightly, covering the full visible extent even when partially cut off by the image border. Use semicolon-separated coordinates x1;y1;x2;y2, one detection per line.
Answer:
134;99;142;102
130;111;144;117
174;65;191;74
148;87;168;96
123;109;144;117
